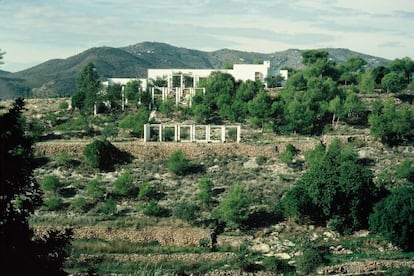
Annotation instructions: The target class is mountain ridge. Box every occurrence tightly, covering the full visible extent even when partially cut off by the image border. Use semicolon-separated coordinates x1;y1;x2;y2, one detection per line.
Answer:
0;42;390;99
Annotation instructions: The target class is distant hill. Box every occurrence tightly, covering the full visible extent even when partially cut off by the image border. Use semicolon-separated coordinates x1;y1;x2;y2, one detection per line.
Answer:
0;42;390;99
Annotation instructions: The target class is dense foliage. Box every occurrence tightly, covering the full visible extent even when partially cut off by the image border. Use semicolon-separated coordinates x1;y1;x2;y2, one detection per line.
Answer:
369;186;414;251
72;63;102;114
0;99;72;274
282;140;385;233
83;139;130;171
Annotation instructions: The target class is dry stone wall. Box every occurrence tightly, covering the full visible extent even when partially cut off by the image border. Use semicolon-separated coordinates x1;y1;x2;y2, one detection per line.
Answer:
35;138;321;161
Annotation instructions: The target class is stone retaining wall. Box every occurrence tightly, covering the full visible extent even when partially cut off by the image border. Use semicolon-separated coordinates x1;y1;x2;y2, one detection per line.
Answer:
35;138;321;161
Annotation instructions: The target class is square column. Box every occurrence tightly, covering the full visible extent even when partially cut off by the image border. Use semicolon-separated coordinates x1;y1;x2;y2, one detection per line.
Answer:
144;124;151;142
236;125;241;143
206;125;211;142
174;125;178;142
221;126;226;143
159;124;163;142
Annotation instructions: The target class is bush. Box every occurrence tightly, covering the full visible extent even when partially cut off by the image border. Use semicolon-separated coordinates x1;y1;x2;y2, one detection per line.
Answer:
137;183;161;201
167;150;191;175
55;151;71;167
197;177;214;206
86;177;105;199
173;201;201;224
113;171;134;196
41;175;62;193
213;184;254;229
99;199;117;215
369;186;414;251
296;247;326;275
71;197;91;213
118;108;150;137
280;144;297;165
281;185;317;223
44;196;64;211
83;139;131;171
396;159;414;182
142;200;170;217
101;123;118;138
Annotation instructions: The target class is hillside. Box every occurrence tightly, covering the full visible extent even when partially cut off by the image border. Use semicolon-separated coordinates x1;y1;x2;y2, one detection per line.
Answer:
0;42;390;99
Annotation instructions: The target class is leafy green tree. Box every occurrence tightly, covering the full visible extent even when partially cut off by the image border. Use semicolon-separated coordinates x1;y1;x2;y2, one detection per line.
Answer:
283;140;384;232
368;99;414;145
369;186;414;251
265;74;285;88
72;63;102;114
0;99;72;275
358;69;376;93
192;71;236;122
389;57;414;84
301;50;329;66
105;83;122;111
213;184;254;229
248;90;273;131
381;72;406;93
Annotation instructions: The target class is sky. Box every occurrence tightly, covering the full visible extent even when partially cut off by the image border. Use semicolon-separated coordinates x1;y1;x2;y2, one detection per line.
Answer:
0;0;413;72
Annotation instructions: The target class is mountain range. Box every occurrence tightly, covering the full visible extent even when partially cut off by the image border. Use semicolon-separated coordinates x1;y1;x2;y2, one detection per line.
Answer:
0;41;390;99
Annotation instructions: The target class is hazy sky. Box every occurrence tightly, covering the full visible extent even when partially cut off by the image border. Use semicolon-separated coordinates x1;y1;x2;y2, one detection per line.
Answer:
1;0;413;72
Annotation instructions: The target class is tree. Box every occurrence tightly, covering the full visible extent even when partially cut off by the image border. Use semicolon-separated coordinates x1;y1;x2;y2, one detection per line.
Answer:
0;99;72;274
248;90;273;131
72;63;102;114
368;99;414;146
381;72;406;93
301;50;328;66
369;186;414;251
197;177;214;207
213;184;254;229
389;57;414;84
358;69;376;93
282;140;384;233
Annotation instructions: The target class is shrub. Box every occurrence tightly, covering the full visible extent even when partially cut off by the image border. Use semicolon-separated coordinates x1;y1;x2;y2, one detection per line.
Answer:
137;183;161;202
280;143;297;165
167;150;191;175
83;139;131;171
296;247;326;275
99;199;117;215
113;171;134;196
101;123;118;138
256;155;267;166
41;175;62;193
197;177;214;206
59;101;69;110
44;196;64;211
369;186;414;251
118;108;150;137
142;200;170;217
71;197;91;213
86;177;105;199
213;184;254;229
281;185;317;223
173;201;201;224
396;159;414;182
55;151;71;167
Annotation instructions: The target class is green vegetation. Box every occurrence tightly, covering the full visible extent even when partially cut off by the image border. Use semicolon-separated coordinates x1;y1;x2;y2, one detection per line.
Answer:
282;140;385;233
0;98;72;274
41;175;63;193
113;171;135;196
83;139;131;171
213;184;254;229
167;150;193;175
369;186;414;251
